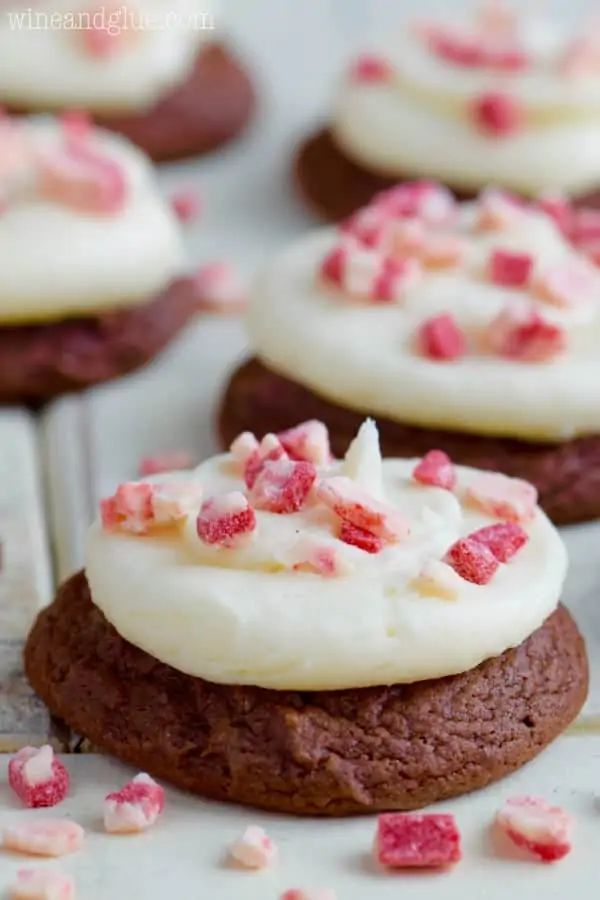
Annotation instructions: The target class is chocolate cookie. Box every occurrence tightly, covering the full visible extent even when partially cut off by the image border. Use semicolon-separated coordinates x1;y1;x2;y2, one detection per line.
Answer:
294;127;600;222
219;357;600;526
7;45;255;164
24;571;587;816
0;278;198;405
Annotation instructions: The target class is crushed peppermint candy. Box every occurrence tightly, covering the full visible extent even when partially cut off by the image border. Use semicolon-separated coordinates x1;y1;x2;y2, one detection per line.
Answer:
278;420;331;465
170;189;201;223
10;867;75;900
197;492;256;546
469;522;529;562
475;188;526;231
531;259;597;310
249;458;317;514
495;796;572;863
193;262;247;315
320;241;420;304
244;434;288;489
466;472;538;523
104;773;165;834
471;91;523;137
36;138;127;216
229;825;278;869
445;536;500;585
486;305;566;362
3;820;85;858
417;314;467;361
412;450;457;490
318;476;409;544
339;521;384;554
488;249;534;288
230;431;260;466
291;536;355;576
100;481;203;534
8;746;69;809
375;812;462;868
349;53;394;82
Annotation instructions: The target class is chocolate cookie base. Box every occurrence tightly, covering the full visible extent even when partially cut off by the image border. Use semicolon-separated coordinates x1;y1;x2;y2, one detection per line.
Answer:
24;571;587;816
0;277;198;404
219;357;600;526
294;127;600;221
7;45;255;163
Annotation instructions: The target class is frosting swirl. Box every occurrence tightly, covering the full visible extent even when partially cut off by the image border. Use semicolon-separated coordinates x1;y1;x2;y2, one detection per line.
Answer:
85;421;566;691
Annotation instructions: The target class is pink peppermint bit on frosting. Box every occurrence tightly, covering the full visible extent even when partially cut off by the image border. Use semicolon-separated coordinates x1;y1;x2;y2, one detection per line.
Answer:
11;868;75;900
349;53;394;83
375;180;456;226
318;476;409;544
3;820;85;858
375;812;462;868
138;451;194;477
445;537;499;585
36;139;127;216
471;91;523;137
229;825;278;869
412;450;457;491
170;189;201;223
249;458;317;514
193;262;247;315
104;773;165;835
417;313;467;361
339;521;384;554
487;305;566;362
532;259;597;310
8;746;69;809
197;492;256;547
244;434;288;489
230;431;260;466
495;796;572;863
466;472;538;523
469;522;529;563
291;537;355;576
475;188;525;231
101;482;202;534
489;249;534;288
278;420;331;466
321;241;420;304
60;110;93;141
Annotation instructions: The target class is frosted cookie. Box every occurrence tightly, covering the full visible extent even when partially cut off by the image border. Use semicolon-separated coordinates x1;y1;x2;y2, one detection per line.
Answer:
24;421;588;814
219;183;600;525
0;0;254;162
0;114;195;403
295;1;600;219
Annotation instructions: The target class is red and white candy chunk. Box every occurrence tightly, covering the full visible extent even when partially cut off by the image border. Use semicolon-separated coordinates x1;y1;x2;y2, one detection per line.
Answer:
412;450;457;490
3;820;85;858
291;536;356;575
196;492;256;547
244;434;288;489
488;249;533;288
230;431;260;467
9;745;69;809
475;188;525;231
418;314;467;361
471;91;523;138
469;522;529;563
467;472;538;523
101;482;203;534
104;773;165;834
278;420;331;465
349;53;394;83
320;241;420;304
487;304;566;362
375;812;462;868
36;138;127;216
193;262;247;315
495;796;572;863
445;537;499;585
10;868;75;900
318;476;409;544
249;459;317;514
374;180;456;226
532;259;597;310
229;825;278;869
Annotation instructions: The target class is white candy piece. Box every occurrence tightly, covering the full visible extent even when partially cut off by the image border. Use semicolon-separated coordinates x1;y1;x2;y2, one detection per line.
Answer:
340;419;383;499
10;867;75;900
21;745;55;786
229;825;278;870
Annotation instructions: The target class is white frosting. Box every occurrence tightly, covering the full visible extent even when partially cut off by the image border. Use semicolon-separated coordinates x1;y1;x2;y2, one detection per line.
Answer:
247;208;600;442
332;21;600;196
85;451;566;691
0;0;214;111
0;118;183;324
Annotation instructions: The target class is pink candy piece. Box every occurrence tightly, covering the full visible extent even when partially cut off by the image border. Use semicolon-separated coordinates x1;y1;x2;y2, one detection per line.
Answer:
373;257;421;304
101;481;202;534
476;188;525;231
280;891;337;900
471;91;523;137
230;431;260;466
60;110;93;141
487;306;567;362
417;313;467;361
278;420;331;466
349;54;393;83
37;138;127;216
170;190;201;223
445;537;499;585
469;522;529;563
11;868;75;900
318;476;409;544
339;521;384;554
9;747;69;810
495;796;572;863
466;472;538;523
412;450;457;491
244;434;288;489
291;537;354;577
229;825;278;869
193;262;247;315
197;492;256;546
321;241;420;304
571;207;600;243
489;249;534;288
532;259;597;310
104;773;165;834
249;458;317;514
138;451;193;477
3;820;85;858
375;812;462;868
375;180;456;226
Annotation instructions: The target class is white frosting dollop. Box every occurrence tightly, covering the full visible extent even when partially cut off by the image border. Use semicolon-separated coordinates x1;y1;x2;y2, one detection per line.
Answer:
0;0;214;111
85;451;566;691
0;118;183;324
332;21;600;196
247;207;600;441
